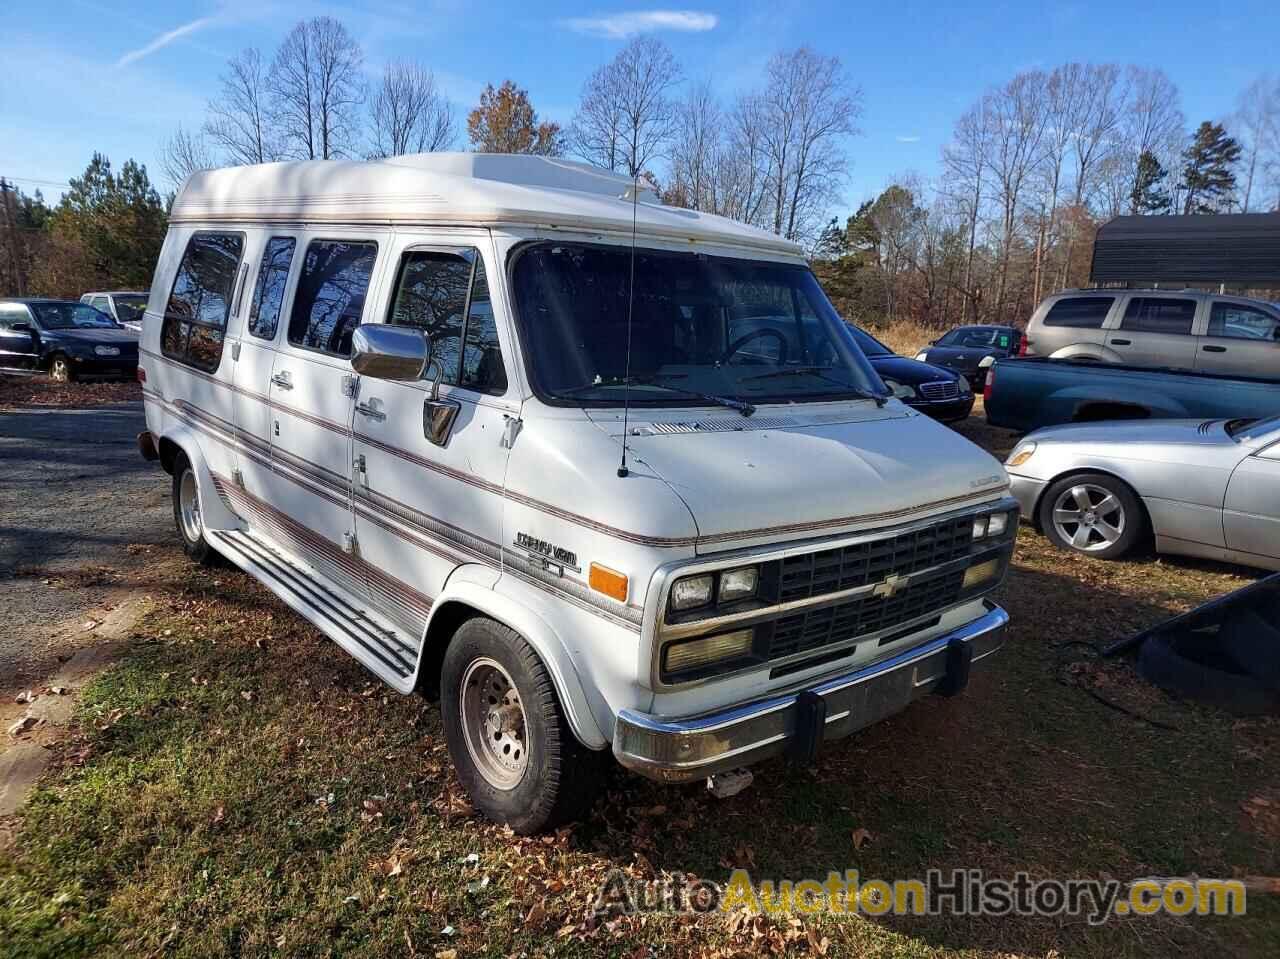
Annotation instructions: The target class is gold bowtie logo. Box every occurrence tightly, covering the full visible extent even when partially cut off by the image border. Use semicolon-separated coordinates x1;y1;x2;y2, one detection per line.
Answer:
872;573;907;600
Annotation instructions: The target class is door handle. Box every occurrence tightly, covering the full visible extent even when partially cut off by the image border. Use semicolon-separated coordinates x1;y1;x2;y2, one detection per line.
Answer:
1110;338;1131;346
355;400;386;422
1202;345;1227;353
271;371;293;390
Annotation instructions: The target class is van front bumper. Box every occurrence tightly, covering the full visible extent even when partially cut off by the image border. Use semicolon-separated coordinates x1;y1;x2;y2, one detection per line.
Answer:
613;602;1008;783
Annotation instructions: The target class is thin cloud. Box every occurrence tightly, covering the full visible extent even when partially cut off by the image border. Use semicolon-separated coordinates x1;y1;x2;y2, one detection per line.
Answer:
896;135;922;143
562;10;718;39
117;16;217;67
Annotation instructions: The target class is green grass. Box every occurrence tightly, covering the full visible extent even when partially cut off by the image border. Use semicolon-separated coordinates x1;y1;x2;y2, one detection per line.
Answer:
1;530;1277;957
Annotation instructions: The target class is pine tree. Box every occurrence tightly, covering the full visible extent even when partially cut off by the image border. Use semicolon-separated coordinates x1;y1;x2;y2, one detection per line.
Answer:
1179;121;1242;214
1130;151;1171;214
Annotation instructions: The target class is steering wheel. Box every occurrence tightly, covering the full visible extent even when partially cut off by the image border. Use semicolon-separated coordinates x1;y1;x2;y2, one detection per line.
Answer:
722;328;789;366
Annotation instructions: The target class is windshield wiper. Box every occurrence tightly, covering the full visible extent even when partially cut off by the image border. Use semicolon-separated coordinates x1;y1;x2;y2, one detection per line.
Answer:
740;366;888;406
557;376;756;417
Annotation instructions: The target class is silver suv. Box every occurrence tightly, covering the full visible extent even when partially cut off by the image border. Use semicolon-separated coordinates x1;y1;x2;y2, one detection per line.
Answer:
1024;289;1280;378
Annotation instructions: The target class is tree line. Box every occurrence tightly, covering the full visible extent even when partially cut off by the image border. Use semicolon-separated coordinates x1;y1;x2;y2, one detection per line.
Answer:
2;15;1277;325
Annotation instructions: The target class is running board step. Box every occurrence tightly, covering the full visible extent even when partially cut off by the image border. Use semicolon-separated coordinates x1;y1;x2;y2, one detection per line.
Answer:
207;529;420;693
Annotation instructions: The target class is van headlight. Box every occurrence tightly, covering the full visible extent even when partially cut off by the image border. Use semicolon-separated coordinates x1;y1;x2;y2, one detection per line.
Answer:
663;629;754;675
882;378;916;399
669;565;761;613
972;511;1012;540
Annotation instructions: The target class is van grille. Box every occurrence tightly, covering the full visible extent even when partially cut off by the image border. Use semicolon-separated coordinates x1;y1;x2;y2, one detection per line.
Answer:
777;514;973;604
765;568;966;661
919;380;960;401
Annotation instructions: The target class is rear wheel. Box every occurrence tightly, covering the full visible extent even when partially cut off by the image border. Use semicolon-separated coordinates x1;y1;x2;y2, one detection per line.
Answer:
171;453;218;565
1039;472;1146;561
49;354;74;383
441;617;605;834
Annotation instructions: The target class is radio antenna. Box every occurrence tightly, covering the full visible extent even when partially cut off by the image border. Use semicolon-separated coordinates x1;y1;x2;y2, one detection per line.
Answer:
617;170;641;478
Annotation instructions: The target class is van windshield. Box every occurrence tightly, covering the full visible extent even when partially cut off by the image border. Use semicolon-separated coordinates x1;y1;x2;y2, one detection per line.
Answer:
510;242;884;406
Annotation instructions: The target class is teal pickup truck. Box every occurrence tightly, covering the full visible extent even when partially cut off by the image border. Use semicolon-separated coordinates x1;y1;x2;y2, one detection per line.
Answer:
984;357;1280;433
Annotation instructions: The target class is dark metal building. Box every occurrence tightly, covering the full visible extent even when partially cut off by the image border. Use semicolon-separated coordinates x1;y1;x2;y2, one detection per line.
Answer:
1090;213;1280;286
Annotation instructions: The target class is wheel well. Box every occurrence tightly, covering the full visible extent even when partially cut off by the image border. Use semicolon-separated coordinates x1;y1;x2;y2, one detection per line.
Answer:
1032;468;1151;537
157;436;183;475
44;350;68;370
1071;401;1151;424
415;601;481;699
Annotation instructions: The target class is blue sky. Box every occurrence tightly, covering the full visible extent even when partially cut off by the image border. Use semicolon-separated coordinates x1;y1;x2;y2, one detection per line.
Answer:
2;0;1276;215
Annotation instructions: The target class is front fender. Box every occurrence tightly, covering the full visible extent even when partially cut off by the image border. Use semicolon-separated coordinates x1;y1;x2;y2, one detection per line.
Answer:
419;572;609;749
158;423;244;531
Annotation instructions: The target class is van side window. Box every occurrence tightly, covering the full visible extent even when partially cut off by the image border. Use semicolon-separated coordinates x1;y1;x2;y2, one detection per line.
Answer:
1042;297;1113;328
1121;298;1196;336
288;240;378;357
162;232;245;373
386;249;507;394
1208;302;1280;341
248;237;296;341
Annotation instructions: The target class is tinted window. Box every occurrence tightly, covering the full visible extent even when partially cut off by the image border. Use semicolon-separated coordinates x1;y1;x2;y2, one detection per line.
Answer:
1208;302;1280;341
1042;297;1114;329
848;326;891;356
1121;298;1196;336
288;240;377;357
162;232;244;372
32;303;118;329
387;249;507;394
248;237;296;341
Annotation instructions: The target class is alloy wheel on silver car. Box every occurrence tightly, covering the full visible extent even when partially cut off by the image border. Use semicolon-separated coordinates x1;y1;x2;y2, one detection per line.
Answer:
1051;483;1125;551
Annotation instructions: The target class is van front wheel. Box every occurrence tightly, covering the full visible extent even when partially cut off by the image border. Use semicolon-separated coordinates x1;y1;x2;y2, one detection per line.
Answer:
441;618;604;834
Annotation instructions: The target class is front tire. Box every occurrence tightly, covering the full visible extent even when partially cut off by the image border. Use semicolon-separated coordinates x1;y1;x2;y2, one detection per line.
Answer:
1038;472;1146;561
441;617;604;834
172;454;218;565
49;354;74;383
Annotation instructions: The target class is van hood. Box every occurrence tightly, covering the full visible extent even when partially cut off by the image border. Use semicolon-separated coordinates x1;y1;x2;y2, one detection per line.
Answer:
588;404;1009;552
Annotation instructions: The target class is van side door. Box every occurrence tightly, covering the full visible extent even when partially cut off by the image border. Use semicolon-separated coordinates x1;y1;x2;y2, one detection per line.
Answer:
1195;300;1280;378
232;233;299;503
262;232;387;601
1223;439;1280;567
1106;295;1198;370
349;234;517;636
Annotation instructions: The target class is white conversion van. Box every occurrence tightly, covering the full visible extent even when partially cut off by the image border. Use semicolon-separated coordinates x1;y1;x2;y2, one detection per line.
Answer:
137;154;1017;833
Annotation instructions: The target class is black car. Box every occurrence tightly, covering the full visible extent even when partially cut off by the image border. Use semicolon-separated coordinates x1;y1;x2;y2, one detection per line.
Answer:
0;298;140;382
914;325;1020;390
850;326;974;423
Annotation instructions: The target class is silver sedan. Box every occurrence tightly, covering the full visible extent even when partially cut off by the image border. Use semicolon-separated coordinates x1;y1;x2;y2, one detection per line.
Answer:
1004;414;1280;570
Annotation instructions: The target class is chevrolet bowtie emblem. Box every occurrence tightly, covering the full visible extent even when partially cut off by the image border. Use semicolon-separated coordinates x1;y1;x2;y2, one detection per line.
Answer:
872;573;907;599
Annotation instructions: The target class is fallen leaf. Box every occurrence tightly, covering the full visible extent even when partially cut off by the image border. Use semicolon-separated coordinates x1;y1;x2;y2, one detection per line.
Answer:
435;951;457;959
9;716;37;736
15;690;34;704
240;690;255;702
851;827;873;850
210;804;226;825
47;686;68;696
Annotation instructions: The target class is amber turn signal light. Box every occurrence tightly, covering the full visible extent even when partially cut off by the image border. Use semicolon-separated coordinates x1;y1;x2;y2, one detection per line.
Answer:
589;563;628;602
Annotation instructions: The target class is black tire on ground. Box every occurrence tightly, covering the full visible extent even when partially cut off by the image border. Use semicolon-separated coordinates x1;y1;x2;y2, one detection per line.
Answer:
171;453;219;565
1038;471;1147;561
1137;632;1280;716
49;354;74;383
441;617;606;834
1220;608;1280;693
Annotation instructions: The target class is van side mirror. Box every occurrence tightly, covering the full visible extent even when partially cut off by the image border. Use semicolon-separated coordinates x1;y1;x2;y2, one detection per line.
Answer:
351;324;431;381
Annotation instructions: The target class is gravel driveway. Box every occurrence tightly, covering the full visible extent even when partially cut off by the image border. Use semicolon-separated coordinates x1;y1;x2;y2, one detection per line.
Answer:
0;402;171;691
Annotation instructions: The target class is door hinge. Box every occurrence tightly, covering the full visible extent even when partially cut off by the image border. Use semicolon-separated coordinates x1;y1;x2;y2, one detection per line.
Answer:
230;341;241;361
353;454;366;475
231;467;244;487
501;414;523;449
341;374;359;398
343;531;358;555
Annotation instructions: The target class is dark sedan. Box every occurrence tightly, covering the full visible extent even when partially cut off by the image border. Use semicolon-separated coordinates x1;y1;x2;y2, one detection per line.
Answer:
0;298;139;382
850;326;974;423
915;325;1020;390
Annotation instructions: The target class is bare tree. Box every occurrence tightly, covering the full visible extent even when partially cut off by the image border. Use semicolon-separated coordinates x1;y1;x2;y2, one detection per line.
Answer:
666;80;723;210
942;100;995;322
368;61;456;158
205;48;278;166
756;47;862;242
1233;74;1280;212
1122;66;1185;210
269;17;365;160
160;125;218;187
571;36;682;177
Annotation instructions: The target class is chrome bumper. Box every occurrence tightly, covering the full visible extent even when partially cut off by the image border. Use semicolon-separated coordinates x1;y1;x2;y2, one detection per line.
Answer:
613;602;1009;782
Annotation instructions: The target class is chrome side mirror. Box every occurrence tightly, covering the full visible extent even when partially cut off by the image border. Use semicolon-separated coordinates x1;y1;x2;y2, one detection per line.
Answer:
422;357;461;447
351;324;431;381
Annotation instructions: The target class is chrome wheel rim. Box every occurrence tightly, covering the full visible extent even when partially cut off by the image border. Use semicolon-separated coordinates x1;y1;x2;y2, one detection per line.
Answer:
178;468;202;544
1052;483;1124;552
459;657;528;790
